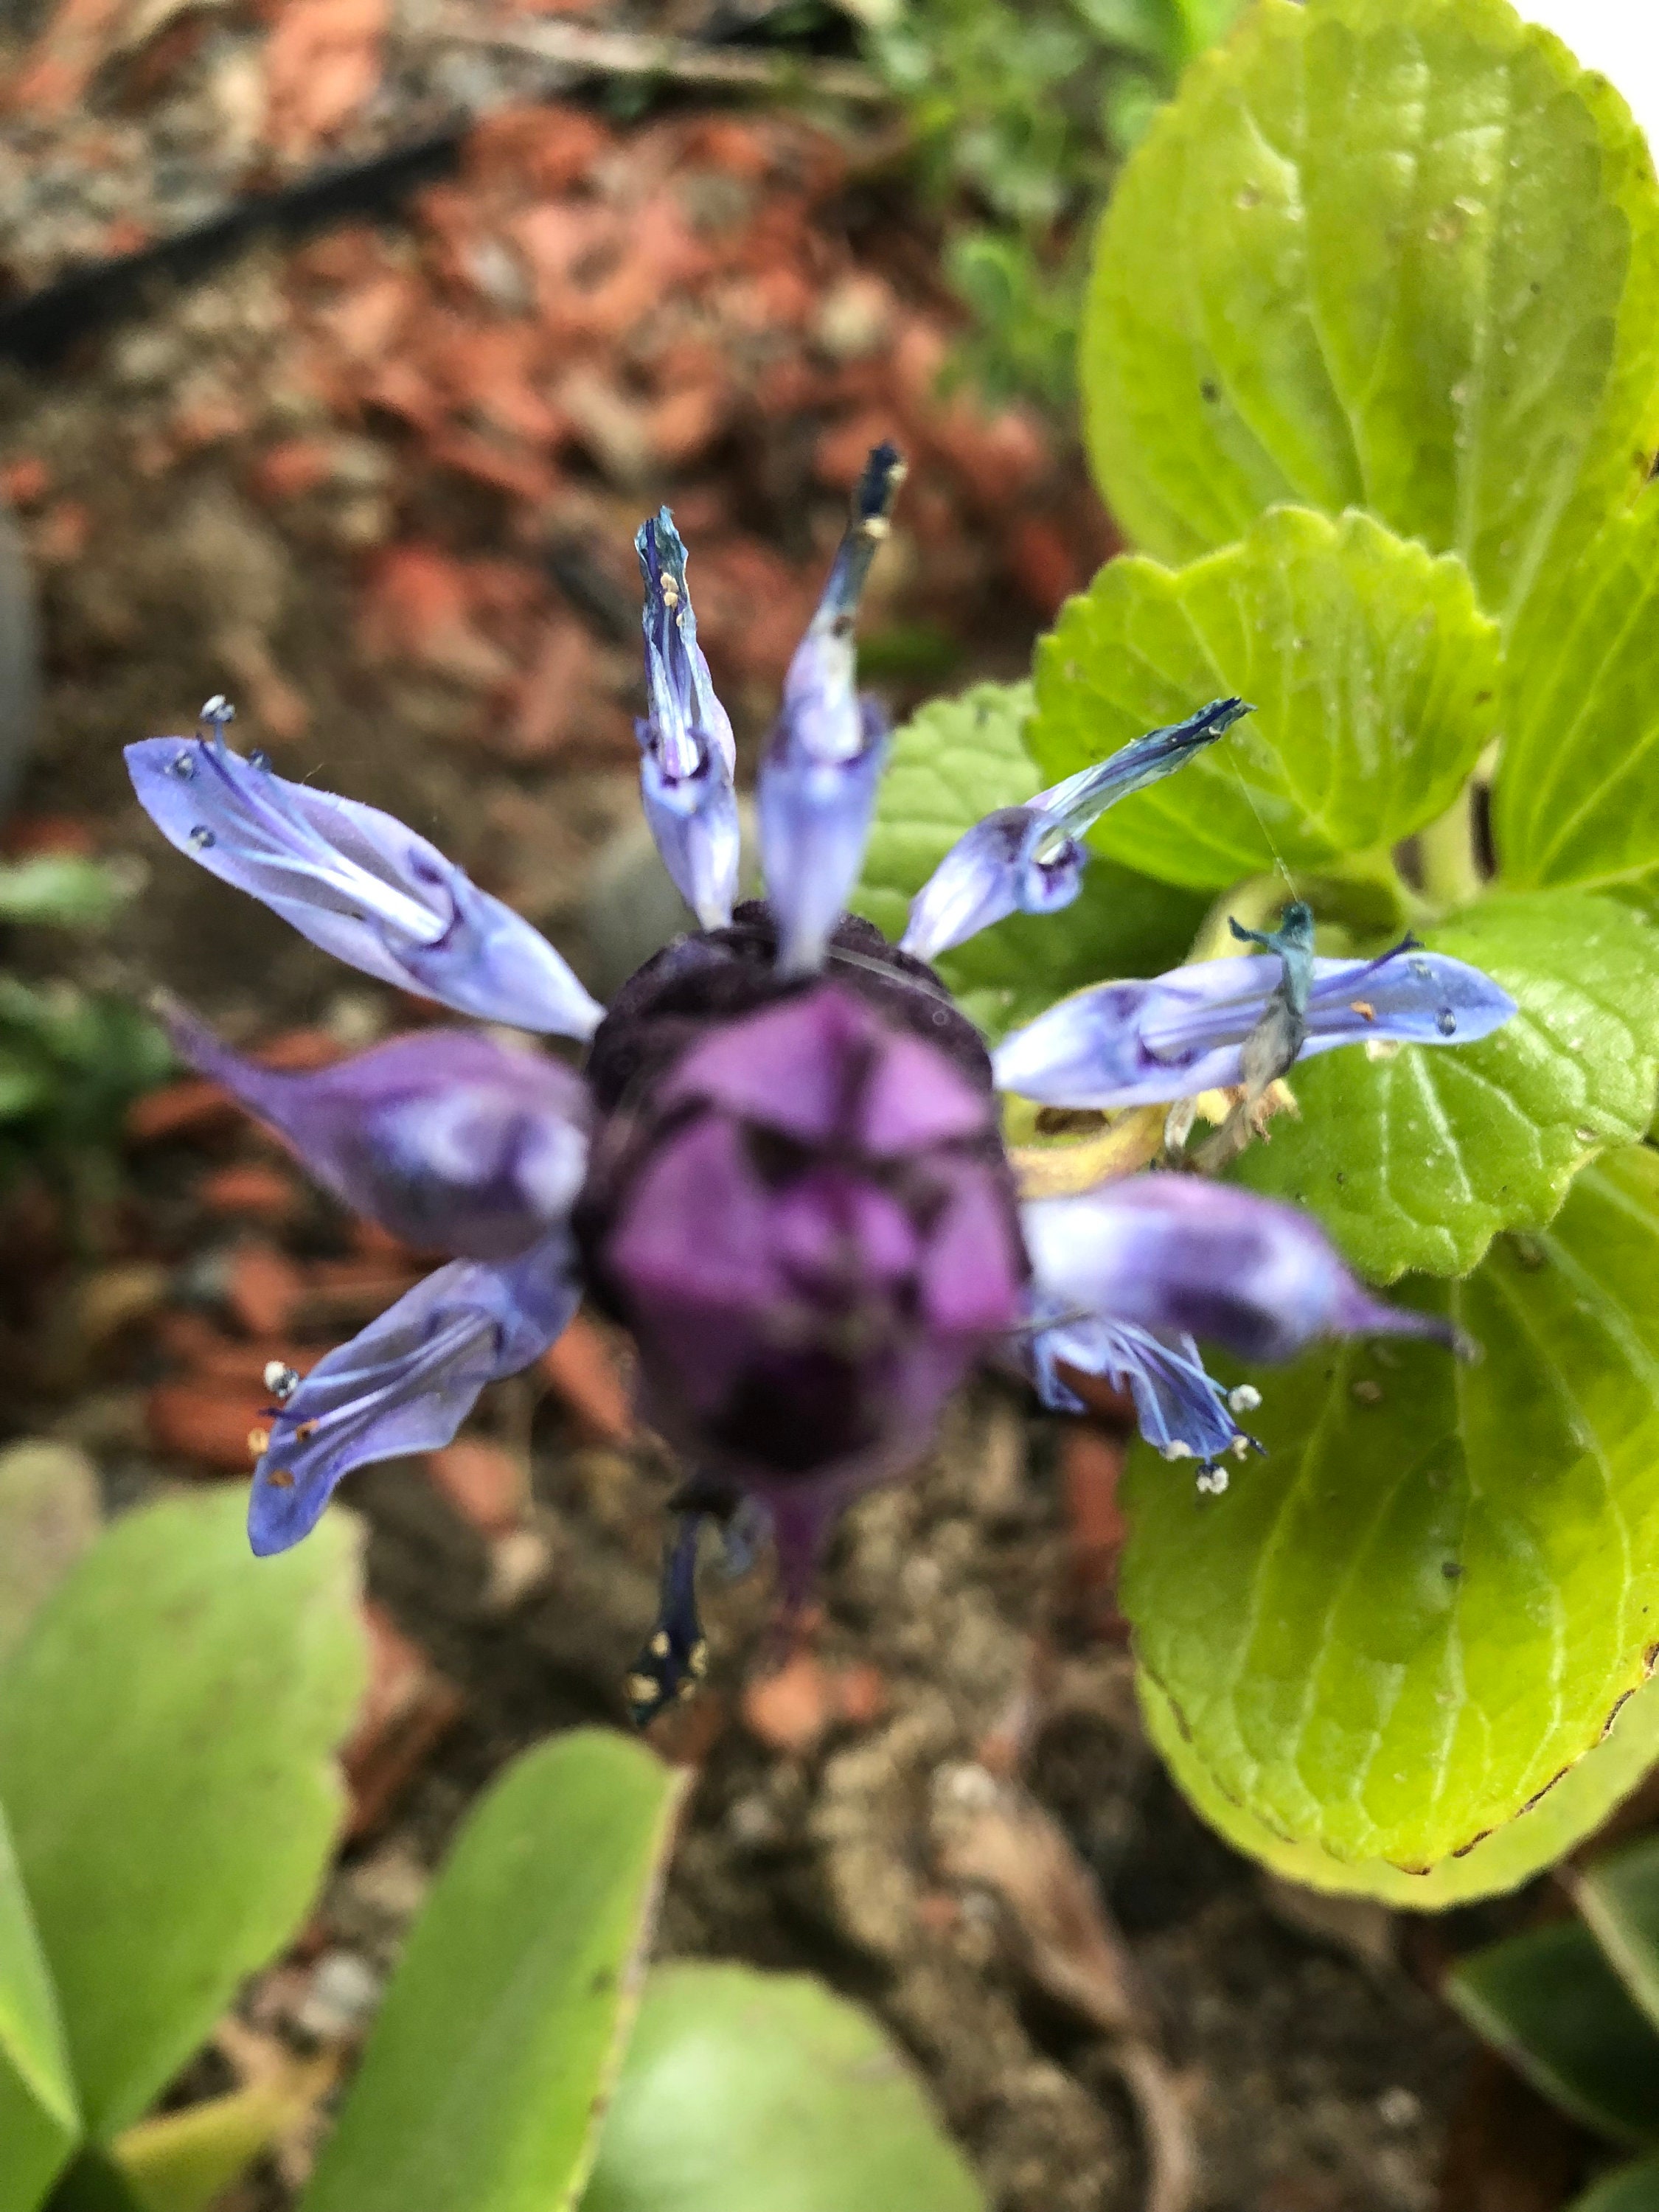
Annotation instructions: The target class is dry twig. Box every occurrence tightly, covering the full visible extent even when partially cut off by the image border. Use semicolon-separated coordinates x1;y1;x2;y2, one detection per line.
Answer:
932;1759;1199;2212
430;16;888;104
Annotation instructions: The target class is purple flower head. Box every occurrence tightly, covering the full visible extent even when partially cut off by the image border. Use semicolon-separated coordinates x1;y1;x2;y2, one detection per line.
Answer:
1021;1174;1457;1367
159;995;589;1261
635;510;741;930
127;462;1523;1722
758;445;905;976
902;698;1252;962
993;935;1516;1108
249;1233;580;1555
576;925;1024;1598
125;700;601;1037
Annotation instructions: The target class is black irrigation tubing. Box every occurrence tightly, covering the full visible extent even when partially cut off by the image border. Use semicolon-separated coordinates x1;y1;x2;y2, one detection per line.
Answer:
0;4;869;368
0;128;466;367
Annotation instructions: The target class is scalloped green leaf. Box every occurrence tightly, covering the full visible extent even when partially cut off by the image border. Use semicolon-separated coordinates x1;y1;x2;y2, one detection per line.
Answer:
1447;1921;1659;2146
1082;0;1659;629
1233;888;1659;1281
0;1493;366;2140
580;1965;984;2212
0;1796;77;2212
1123;1147;1659;1872
1495;489;1659;894
301;1731;686;2212
1026;507;1500;891
1138;1665;1659;1909
850;681;1206;1038
1572;2158;1659;2212
1578;1834;1659;2036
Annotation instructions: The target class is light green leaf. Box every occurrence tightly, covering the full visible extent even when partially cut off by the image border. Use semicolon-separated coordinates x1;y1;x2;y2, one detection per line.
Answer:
1026;508;1500;891
1123;1147;1659;1871
0;859;127;932
301;1731;686;2212
1571;2157;1659;2212
1495;490;1659;894
1081;0;1659;629
0;1492;366;2139
1447;1921;1659;2146
0;1797;77;2212
0;1442;100;1664
851;681;1206;1037
1578;1836;1659;2036
1139;1664;1659;1910
580;1964;984;2212
1234;888;1659;1280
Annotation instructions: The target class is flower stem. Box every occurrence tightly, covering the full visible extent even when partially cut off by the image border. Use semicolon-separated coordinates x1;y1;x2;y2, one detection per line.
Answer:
1186;875;1287;964
1417;785;1483;913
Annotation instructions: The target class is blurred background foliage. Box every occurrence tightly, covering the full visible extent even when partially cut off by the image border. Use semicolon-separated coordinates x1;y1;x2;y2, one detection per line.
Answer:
0;859;170;1210
864;0;1247;407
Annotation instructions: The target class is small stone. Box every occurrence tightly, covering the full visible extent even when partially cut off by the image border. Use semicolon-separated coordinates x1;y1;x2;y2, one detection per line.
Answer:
295;1950;383;2042
1377;2085;1422;2132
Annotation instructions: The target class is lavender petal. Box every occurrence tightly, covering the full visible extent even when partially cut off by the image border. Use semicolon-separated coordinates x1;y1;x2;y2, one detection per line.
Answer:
126;723;602;1036
993;944;1517;1108
902;698;1249;961
900;807;1085;963
1021;1175;1455;1365
248;1233;580;1554
759;698;891;976
635;510;740;928
759;445;904;974
160;997;590;1259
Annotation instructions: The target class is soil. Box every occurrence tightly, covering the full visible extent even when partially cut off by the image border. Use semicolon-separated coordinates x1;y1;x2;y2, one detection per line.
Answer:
0;35;1592;2212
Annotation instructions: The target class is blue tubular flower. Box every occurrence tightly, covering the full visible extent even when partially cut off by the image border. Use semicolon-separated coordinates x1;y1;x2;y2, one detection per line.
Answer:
125;701;602;1037
902;698;1252;962
625;1512;709;1728
248;1234;581;1554
993;935;1517;1108
757;444;905;975
1020;1172;1460;1484
635;511;741;929
1022;1174;1457;1367
1029;1307;1250;1479
159;996;590;1261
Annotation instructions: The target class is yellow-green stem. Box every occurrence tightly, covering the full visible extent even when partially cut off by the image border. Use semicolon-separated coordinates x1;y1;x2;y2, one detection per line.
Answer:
1418;785;1483;913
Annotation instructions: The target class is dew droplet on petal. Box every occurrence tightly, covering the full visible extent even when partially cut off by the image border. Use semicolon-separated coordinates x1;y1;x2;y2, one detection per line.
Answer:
1436;1009;1458;1035
189;825;215;849
169;750;196;779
